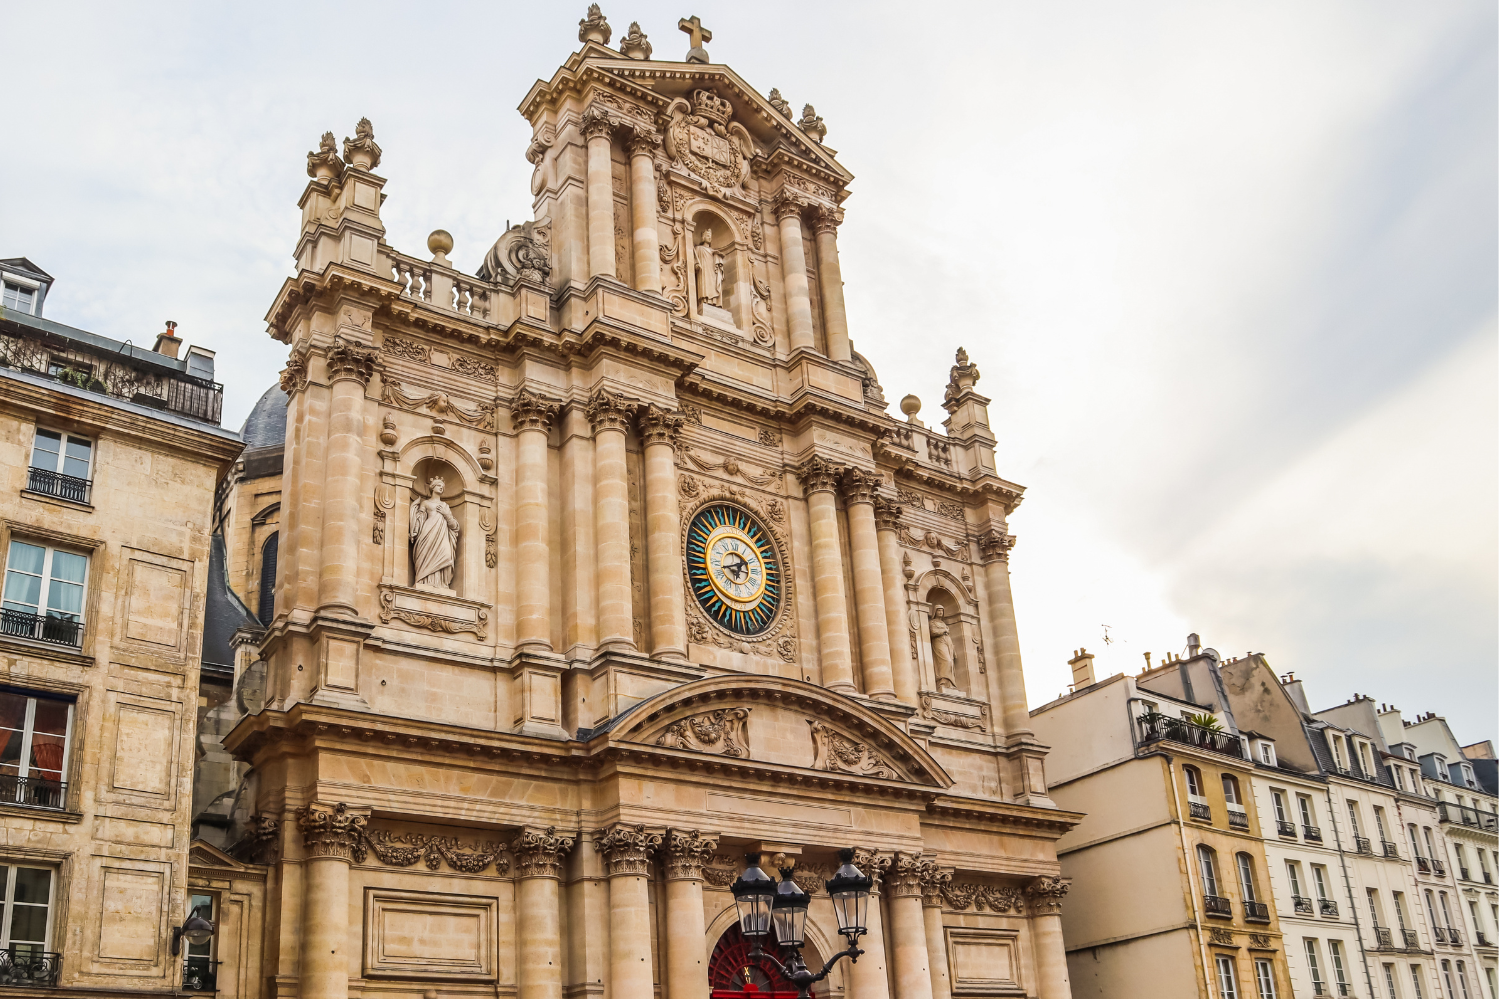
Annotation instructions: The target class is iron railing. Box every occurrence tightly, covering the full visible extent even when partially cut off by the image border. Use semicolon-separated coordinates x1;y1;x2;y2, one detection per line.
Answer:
1304;824;1323;842
1293;895;1315;915
0;947;60;987
1244;900;1270;923
1373;927;1394;949
1319;899;1338;917
1433;926;1448;944
1382;841;1400;859
1431;859;1447;876
1203;894;1233;918
1438;802;1499;832
1402;929;1420;950
182;957;218;991
1277;820;1297;837
0;775;67;810
0;609;82;647
1477;931;1491;947
1137;712;1245;758
1416;857;1431;874
24;467;90;504
1444;927;1461;946
1189;801;1212;821
1228;808;1249;830
1461;867;1471;880
1354;836;1372;855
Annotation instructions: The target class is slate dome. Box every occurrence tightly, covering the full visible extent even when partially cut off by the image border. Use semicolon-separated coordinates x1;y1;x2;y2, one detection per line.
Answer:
240;383;288;450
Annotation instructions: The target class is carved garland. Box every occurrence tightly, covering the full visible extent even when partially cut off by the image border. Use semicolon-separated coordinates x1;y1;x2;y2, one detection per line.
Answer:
381;380;497;431
378;589;488;641
897;525;969;561
940;881;1025;914
919;694;990;733
681;446;782;486
363;828;508;874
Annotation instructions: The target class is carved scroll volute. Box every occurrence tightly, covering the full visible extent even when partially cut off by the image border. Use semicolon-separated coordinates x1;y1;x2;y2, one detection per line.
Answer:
296;801;369;862
664;829;720;881
511;826;576;879
594;823;662;877
1025;875;1070;915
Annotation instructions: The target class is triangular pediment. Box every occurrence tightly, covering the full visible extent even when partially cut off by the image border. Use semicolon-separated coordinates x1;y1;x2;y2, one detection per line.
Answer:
612;676;950;788
188;839;245;870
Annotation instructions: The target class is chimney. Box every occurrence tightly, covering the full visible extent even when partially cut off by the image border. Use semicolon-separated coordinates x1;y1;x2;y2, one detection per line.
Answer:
1069;647;1096;689
1186;633;1201;657
154;320;182;358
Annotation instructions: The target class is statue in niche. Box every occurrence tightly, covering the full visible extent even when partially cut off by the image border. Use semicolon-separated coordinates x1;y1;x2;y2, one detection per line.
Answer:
930;606;958;691
410;476;460;589
694;229;724;308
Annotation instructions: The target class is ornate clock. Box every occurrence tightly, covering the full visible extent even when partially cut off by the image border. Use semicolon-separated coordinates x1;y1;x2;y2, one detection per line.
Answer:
686;504;782;636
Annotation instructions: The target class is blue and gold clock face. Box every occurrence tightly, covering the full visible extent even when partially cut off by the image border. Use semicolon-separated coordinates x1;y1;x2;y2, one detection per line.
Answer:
686;504;781;636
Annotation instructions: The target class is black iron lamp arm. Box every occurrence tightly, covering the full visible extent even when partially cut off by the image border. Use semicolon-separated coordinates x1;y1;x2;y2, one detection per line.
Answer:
748;939;864;989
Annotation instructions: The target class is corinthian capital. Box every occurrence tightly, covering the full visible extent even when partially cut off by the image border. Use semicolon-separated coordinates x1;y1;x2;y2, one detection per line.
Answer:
813;205;844;235
978;530;1016;564
511;390;560;433
919;862;952;908
840;467;880;506
627;126;662;157
885;850;925;898
1025;875;1070;915
296;801;369;862
795;455;845;495
325;341;378;385
852;847;891;896
772;190;811;222
586;388;635;434
511;826;576;879
637;404;686;448
664;828;720;881
873;495;903;532
594;823;662;877
579;107;617;142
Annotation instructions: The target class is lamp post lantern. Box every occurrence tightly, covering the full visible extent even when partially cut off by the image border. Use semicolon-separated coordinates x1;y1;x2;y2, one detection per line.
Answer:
730;849;874;999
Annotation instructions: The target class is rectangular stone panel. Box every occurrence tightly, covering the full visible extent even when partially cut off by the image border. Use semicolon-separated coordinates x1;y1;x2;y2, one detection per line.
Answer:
363;888;497;980
94;816;175;848
111;702;175;797
97;867;164;964
123;560;186;648
706;791;851;827
946;928;1022;996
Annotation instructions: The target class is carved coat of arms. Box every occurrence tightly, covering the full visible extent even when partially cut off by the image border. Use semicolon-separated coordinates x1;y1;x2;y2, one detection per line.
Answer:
664;89;752;190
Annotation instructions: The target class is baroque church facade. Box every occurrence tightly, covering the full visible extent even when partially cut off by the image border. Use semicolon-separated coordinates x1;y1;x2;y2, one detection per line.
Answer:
209;10;1079;999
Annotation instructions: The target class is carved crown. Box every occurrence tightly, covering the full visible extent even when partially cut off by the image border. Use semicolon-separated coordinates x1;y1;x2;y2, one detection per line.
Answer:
692;89;732;126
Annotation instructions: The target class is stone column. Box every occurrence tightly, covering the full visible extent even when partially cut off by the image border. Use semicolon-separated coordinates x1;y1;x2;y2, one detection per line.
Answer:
886;853;936;999
774;193;816;352
978;531;1031;738
581;108;617;281
512;827;576;999
813;206;851;363
639;406;687;659
875;497;918;705
796;457;854;692
595;825;660;999
1025;877;1072;999
296;802;368;999
588;389;635;653
663;830;718;999
318;343;376;614
627;129;662;294
514;393;559;651
841;470;894;700
920;866;953;999
851;850;891;999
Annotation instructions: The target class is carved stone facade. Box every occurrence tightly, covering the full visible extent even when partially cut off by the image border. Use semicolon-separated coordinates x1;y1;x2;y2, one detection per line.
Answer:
205;12;1077;999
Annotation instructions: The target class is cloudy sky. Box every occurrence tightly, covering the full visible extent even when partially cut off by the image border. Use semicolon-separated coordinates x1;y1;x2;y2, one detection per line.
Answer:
4;2;1493;738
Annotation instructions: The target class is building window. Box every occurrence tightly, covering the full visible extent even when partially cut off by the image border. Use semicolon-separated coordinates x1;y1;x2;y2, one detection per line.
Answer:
1384;963;1400;998
0;865;54;956
1199;845;1220;895
1329;940;1349;995
1426;892;1442;937
182;893;217;991
1;283;36;315
1314;866;1331;900
1254;959;1277;999
1216;955;1239;999
257;533;278;626
1368;888;1382;927
1186;765;1205;798
1306;940;1325;995
1395;767;1406;791
1374;806;1390;842
1359;741;1375;776
0;691;73;809
1272;791;1288;821
1441;961;1456;999
1;541;87;647
1394;892;1409;930
1287;861;1304;897
26;430;93;504
1259;742;1275;766
1237;853;1259;901
1410;964;1425;999
1347;801;1362;837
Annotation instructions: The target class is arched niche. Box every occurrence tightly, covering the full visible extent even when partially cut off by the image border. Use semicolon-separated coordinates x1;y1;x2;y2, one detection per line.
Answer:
910;569;982;698
686;204;754;334
381;438;493;600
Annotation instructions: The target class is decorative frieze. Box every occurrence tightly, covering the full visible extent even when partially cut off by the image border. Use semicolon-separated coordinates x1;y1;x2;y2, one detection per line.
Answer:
919;694;990;733
664;829;720;881
1025;875;1070;915
941;881;1023;914
594;823;662;877
655;708;751;757
809;720;896;779
511;826;575;880
363;829;508;875
297;801;369;862
378;589;488;641
682;447;780;486
381;381;497;430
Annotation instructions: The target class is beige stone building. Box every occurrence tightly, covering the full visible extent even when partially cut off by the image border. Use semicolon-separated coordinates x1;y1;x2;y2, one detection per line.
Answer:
0;272;242;991
199;9;1083;999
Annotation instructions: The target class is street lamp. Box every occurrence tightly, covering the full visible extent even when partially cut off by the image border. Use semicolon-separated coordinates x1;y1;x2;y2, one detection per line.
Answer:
171;904;215;956
730;849;873;999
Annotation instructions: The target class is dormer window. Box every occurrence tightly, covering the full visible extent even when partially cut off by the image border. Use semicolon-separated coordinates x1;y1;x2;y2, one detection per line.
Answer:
1;282;36;315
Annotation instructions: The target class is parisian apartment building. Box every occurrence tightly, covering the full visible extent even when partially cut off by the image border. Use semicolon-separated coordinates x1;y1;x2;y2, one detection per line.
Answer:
1031;638;1498;999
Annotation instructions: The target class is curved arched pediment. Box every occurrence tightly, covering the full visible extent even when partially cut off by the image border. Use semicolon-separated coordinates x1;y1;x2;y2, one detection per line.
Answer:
612;675;952;789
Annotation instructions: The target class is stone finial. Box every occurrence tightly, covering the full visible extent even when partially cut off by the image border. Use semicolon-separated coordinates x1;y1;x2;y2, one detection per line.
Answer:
943;346;981;407
619;21;652;59
427;229;454;266
343;118;382;171
798;105;826;143
679;15;711;63
899;393;922;423
578;4;611;44
306;131;344;181
768;89;792;117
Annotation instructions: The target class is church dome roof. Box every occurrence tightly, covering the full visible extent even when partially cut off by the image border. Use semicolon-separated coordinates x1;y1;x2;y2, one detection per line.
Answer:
240;383;288;450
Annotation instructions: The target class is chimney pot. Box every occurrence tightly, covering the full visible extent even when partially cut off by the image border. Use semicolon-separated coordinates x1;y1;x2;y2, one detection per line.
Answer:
153;321;183;358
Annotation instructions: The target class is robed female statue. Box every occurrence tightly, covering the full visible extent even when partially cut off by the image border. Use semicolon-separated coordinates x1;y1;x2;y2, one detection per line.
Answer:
930;605;959;691
410;476;460;589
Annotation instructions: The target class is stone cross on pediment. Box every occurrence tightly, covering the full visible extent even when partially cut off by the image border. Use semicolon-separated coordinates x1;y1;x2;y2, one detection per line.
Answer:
679;15;711;63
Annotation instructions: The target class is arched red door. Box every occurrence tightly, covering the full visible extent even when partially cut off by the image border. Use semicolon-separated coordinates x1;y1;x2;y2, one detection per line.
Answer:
708;924;802;999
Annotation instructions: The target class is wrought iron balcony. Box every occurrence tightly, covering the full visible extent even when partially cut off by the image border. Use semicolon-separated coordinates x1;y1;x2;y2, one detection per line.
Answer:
1189;801;1212;821
1244;900;1270;923
1293;895;1314;915
1203;894;1233;918
1437;801;1498;831
1381;841;1399;859
1336;984;1352;997
1433;926;1449;944
1444;927;1461;946
1228;808;1249;830
1319;899;1338;917
1460;867;1471;880
0;775;67;810
181;957;218;992
0;609;82;647
0;946;60;987
1310;982;1326;996
1485;872;1494;884
1373;926;1394;949
1402;929;1420;950
25;467;90;504
1303;824;1323;842
1477;931;1491;948
1431;859;1447;876
1354;836;1372;855
1415;857;1431;874
1277;819;1297;837
1138;712;1245;759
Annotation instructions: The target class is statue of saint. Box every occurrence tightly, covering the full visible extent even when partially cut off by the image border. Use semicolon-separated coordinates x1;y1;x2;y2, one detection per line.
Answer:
694;228;724;307
930;606;958;691
409;476;460;589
